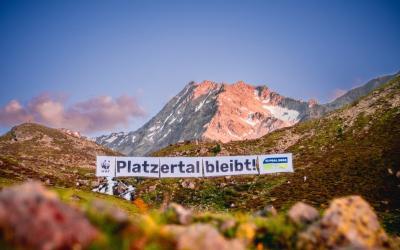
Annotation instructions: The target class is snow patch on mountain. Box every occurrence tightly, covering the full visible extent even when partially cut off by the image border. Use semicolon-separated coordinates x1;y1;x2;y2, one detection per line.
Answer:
105;135;118;143
262;105;300;123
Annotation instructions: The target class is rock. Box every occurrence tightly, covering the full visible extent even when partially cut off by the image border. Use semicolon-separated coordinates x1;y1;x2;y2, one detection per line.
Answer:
91;180;100;188
288;202;319;226
298;196;390;250
77;179;90;187
114;182;127;195
0;182;98;249
70;194;81;202
148;185;157;192
396;171;400;179
165;203;192;225
220;219;237;232
90;199;129;225
381;200;389;205
255;205;277;217
217;149;230;156
199;147;208;155
181;179;196;189
165;224;244;250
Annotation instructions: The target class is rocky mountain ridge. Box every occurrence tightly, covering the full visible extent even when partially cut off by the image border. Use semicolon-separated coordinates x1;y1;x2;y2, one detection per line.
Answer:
96;72;399;156
96;80;326;156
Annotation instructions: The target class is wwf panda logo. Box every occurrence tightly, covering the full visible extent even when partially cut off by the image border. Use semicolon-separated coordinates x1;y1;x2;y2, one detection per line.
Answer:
101;160;111;170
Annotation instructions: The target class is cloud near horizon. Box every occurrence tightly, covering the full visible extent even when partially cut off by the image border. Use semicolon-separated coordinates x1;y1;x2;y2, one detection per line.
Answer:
0;93;146;134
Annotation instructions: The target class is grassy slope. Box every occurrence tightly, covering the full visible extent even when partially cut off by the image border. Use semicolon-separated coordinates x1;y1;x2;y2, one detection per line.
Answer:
139;76;400;233
0;123;120;188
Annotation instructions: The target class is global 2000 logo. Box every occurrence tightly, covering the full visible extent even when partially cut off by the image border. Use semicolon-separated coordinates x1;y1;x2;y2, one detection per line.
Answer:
101;160;111;172
262;157;288;170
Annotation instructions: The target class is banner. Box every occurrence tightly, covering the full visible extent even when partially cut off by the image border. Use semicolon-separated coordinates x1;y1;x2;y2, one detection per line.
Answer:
202;155;258;177
258;153;294;174
96;153;293;178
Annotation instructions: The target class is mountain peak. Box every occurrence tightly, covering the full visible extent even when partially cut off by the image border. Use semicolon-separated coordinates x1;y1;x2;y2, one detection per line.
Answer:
96;73;397;156
232;80;250;86
192;80;220;100
96;80;326;155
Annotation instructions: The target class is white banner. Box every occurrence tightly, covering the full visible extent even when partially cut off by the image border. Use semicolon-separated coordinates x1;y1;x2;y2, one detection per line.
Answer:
96;153;294;178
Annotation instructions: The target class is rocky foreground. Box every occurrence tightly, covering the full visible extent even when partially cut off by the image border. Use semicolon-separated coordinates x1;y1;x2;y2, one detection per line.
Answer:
0;182;398;250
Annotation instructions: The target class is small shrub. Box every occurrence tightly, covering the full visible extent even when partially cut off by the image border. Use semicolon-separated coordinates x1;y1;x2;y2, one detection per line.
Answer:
336;125;344;139
211;144;221;155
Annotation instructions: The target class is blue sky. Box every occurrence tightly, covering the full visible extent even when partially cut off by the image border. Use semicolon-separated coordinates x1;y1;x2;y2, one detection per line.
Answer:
0;0;399;135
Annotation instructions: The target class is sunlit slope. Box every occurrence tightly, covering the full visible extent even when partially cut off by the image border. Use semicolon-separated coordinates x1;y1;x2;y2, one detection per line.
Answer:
145;76;400;216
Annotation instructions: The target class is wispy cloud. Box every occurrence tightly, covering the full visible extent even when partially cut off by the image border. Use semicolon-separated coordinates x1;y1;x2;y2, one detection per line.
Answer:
0;93;146;134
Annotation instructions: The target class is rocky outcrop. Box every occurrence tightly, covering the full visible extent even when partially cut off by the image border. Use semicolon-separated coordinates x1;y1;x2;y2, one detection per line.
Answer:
164;203;193;225
164;224;244;250
288;202;319;226
0;182;98;250
255;204;278;217
59;128;85;139
298;196;390;249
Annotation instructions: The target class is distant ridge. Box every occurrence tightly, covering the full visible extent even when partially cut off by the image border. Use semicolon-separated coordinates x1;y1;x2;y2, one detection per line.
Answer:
325;71;399;110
